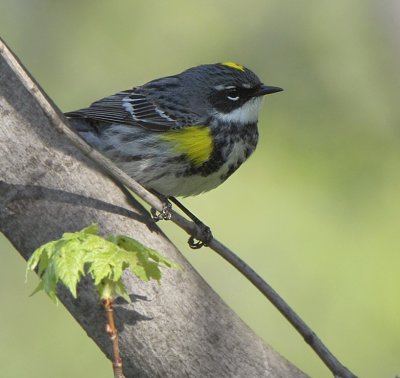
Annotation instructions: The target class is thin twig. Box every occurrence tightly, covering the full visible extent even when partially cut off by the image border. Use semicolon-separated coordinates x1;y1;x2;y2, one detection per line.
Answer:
0;38;358;378
207;238;355;378
103;298;124;378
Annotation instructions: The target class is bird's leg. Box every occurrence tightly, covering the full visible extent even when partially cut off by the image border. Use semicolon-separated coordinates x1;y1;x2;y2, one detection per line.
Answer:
149;190;212;249
150;192;172;222
168;196;213;249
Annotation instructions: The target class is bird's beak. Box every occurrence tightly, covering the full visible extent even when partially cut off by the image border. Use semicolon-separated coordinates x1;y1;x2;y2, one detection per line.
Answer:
254;84;283;97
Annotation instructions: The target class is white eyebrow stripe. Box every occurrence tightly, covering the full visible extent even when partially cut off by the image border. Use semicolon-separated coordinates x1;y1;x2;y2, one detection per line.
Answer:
214;84;237;91
214;84;227;91
214;84;253;91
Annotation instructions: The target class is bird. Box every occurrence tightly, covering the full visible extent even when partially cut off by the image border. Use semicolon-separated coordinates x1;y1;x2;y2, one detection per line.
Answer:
65;62;282;246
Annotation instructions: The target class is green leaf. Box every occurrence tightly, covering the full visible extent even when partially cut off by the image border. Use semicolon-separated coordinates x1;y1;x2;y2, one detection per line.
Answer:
26;224;180;303
27;229;92;300
62;223;99;239
84;239;126;284
111;235;180;272
80;223;99;235
53;239;86;297
29;280;45;298
98;278;131;303
111;280;131;303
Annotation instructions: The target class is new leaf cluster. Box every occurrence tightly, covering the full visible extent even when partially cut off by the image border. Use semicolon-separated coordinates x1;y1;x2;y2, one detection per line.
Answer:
26;224;179;302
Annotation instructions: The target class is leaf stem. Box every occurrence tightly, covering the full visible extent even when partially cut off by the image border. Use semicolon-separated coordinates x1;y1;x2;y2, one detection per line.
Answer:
102;297;124;378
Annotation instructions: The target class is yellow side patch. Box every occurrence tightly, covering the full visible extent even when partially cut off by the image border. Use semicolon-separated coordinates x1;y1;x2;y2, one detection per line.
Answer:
221;61;245;72
160;126;213;167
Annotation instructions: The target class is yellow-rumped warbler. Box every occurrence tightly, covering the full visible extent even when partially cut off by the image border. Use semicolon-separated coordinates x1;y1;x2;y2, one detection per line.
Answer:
66;62;282;199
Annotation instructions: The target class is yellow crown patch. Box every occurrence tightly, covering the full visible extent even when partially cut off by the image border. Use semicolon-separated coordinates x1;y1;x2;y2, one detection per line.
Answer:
221;62;245;72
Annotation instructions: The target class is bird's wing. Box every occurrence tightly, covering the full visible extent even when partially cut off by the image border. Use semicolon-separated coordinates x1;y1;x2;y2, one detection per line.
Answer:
65;89;183;131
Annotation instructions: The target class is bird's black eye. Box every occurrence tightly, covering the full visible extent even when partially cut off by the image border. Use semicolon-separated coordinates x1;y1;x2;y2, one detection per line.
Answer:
226;88;240;101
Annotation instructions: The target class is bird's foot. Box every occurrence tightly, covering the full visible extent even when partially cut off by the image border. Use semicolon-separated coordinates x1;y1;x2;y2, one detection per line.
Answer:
150;197;172;222
167;197;213;249
188;222;213;249
150;192;213;249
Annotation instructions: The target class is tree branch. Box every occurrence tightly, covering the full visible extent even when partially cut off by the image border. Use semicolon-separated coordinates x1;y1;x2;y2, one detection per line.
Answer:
0;38;308;377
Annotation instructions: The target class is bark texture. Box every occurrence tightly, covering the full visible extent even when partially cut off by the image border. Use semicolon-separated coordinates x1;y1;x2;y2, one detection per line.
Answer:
0;39;308;378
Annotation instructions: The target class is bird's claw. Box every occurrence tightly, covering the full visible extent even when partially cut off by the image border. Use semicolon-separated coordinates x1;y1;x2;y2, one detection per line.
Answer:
151;201;172;222
150;194;213;249
188;225;213;249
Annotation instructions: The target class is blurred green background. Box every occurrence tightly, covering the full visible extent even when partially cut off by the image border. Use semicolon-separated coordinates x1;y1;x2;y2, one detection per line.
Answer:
1;1;399;377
